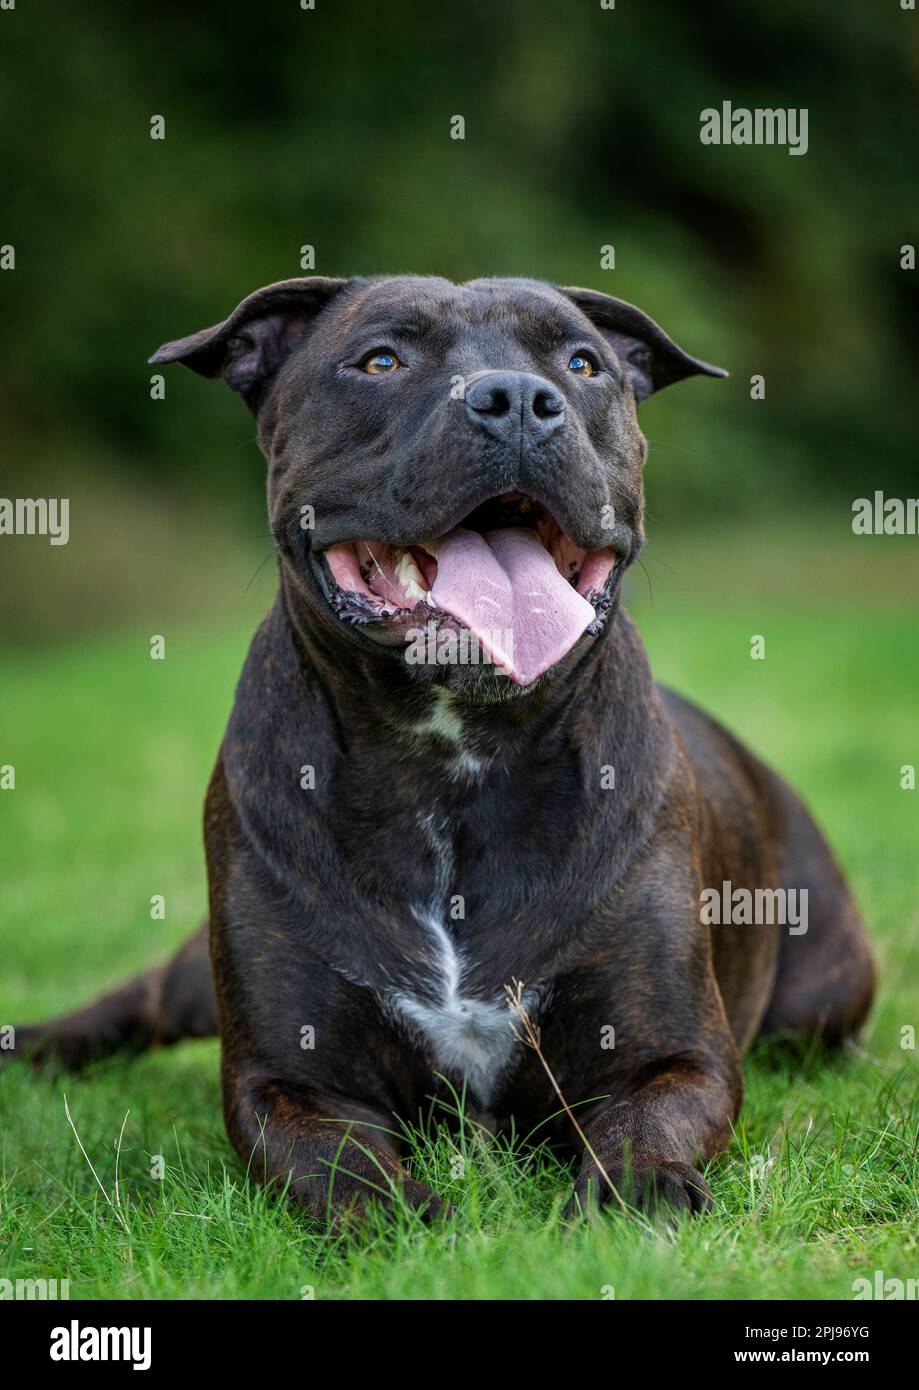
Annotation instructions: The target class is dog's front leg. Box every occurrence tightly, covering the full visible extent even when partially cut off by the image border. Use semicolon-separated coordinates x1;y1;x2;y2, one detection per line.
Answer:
223;1074;444;1227
567;1052;741;1218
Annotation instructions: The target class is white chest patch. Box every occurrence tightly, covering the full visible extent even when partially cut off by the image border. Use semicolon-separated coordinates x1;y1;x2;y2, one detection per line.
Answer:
390;909;521;1107
411;688;487;779
385;793;538;1106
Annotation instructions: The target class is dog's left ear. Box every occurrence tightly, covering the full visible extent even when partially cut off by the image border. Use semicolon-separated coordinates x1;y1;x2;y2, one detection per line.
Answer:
148;276;350;411
560;286;727;403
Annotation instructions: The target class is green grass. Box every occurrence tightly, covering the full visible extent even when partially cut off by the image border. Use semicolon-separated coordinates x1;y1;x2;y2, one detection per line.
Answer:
1;523;917;1300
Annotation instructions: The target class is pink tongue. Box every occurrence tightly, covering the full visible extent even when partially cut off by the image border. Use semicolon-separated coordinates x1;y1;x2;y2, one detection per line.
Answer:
428;526;595;685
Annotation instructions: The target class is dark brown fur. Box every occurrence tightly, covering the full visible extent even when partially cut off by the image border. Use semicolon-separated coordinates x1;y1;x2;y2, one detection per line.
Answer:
8;276;874;1222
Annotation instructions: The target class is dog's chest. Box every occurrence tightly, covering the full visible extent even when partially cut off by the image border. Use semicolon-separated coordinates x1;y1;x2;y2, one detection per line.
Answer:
382;810;538;1108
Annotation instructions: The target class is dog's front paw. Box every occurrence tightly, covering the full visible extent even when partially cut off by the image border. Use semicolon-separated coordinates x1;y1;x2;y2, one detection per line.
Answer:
565;1153;713;1220
312;1155;449;1230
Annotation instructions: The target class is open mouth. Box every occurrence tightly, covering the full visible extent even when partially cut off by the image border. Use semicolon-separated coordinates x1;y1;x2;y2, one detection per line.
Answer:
320;492;620;686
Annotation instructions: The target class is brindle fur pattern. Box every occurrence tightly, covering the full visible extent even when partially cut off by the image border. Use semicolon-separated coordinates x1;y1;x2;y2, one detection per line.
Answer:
10;277;874;1222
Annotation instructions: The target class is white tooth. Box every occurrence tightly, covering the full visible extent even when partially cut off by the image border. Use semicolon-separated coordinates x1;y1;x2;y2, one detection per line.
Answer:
394;549;429;602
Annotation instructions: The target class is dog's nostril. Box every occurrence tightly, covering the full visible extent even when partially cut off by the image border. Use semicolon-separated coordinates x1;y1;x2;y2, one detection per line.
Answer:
468;387;511;416
532;388;564;419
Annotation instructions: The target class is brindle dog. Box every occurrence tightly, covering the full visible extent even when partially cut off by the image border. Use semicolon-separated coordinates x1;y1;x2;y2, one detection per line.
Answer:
11;277;874;1220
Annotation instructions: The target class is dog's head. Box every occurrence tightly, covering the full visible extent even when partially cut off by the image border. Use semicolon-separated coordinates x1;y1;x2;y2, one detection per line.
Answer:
151;275;724;698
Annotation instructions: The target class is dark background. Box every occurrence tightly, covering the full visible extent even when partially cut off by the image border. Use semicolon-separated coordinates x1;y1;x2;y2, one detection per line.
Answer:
2;0;917;637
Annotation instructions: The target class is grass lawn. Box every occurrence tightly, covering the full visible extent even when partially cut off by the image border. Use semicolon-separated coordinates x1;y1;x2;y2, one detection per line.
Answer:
1;522;917;1300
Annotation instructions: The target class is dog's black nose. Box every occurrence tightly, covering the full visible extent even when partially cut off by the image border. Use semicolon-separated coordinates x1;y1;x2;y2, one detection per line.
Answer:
464;371;565;438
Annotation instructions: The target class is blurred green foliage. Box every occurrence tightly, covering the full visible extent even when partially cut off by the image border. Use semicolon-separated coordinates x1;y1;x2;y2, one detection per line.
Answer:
2;0;917;533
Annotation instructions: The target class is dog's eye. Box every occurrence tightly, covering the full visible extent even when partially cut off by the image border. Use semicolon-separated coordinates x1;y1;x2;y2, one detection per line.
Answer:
362;351;402;374
567;353;597;377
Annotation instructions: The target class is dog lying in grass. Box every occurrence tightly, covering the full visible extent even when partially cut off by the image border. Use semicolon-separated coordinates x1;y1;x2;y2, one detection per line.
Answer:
11;275;875;1222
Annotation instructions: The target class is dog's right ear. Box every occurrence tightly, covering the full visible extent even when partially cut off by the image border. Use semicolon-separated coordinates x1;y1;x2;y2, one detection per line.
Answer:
560;286;727;403
148;277;350;411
